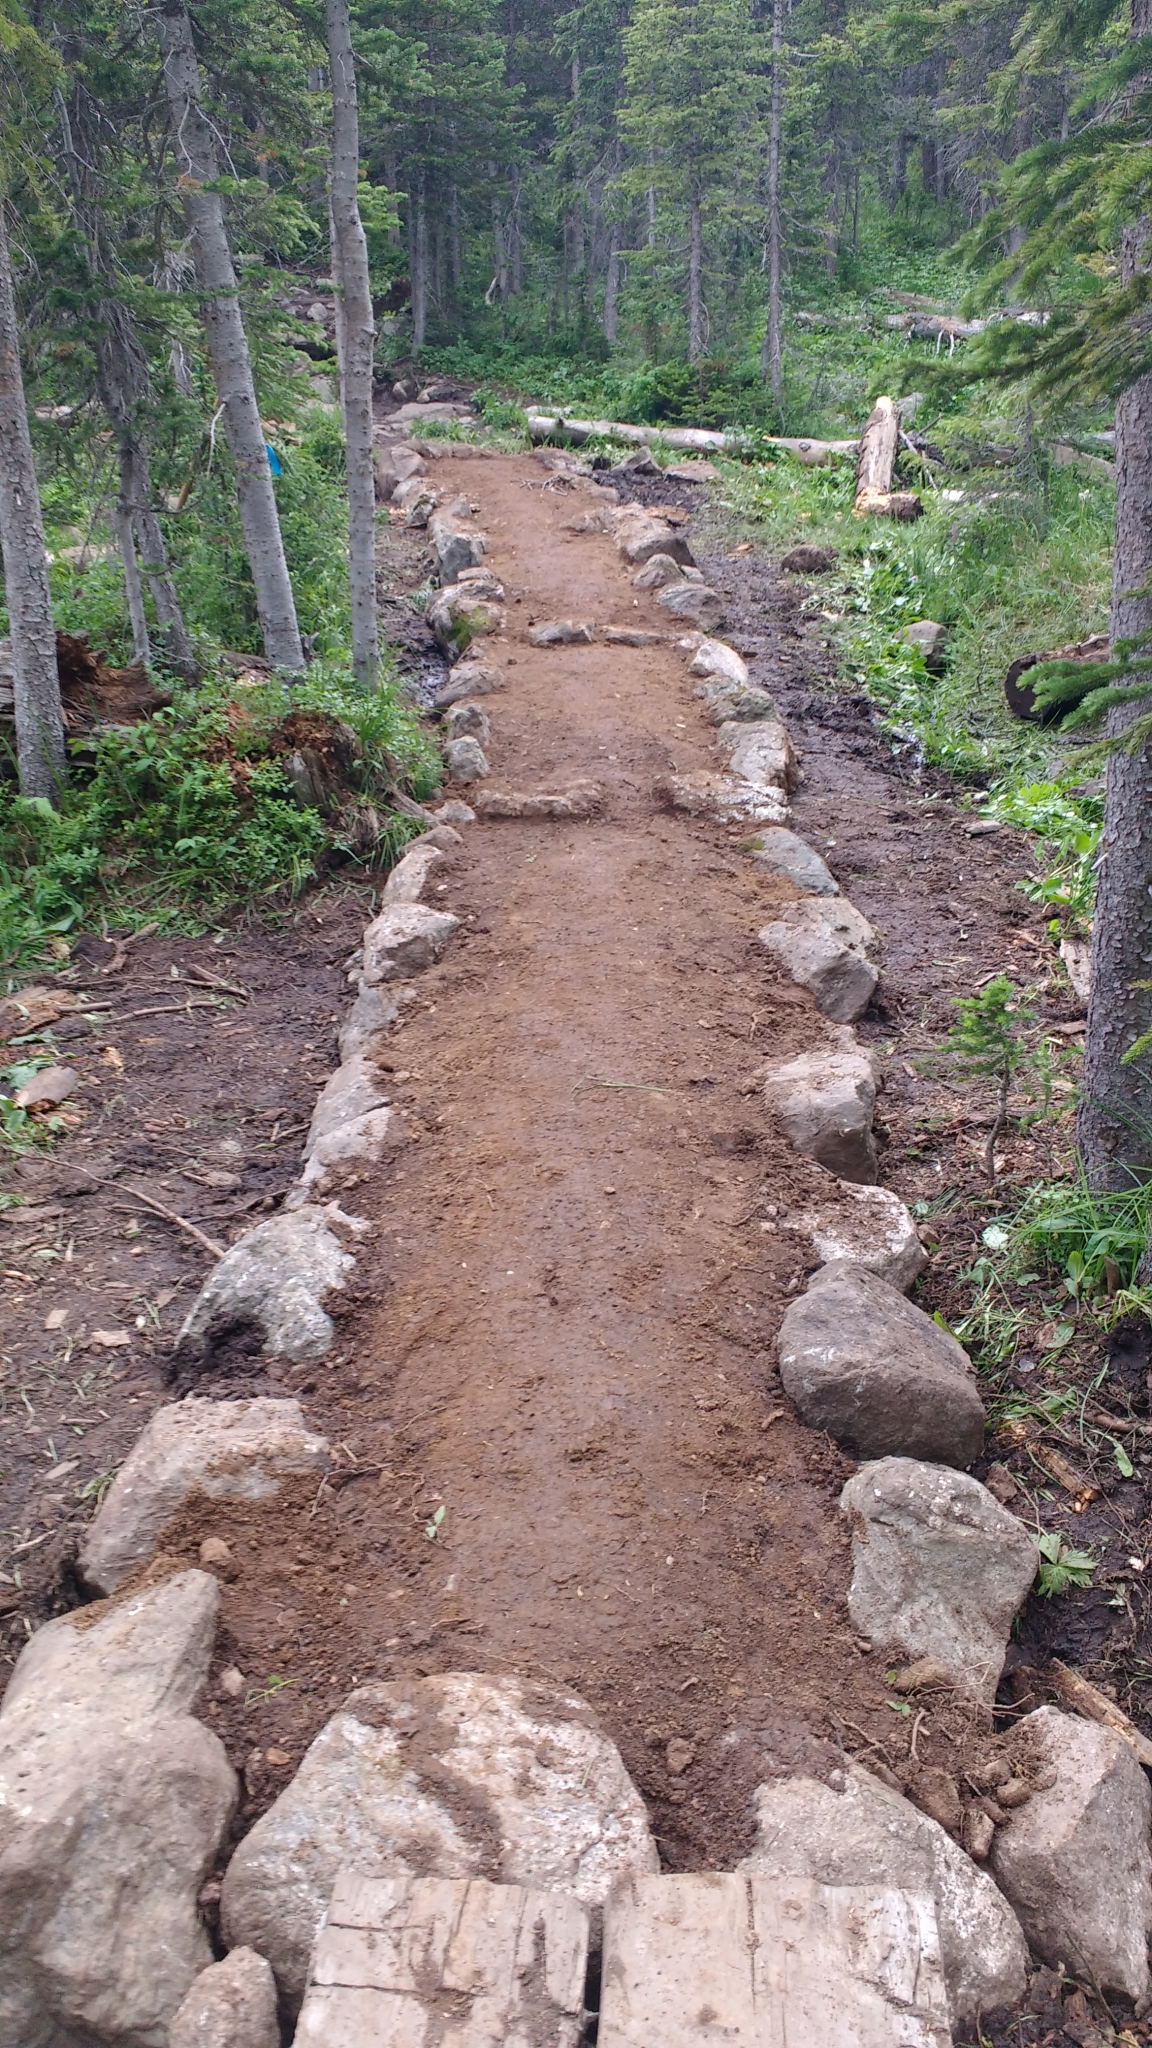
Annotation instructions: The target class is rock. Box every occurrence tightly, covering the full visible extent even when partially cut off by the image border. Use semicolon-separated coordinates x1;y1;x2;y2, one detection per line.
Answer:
430;498;487;582
906;620;947;673
778;1264;983;1464
199;1536;232;1567
12;1065;77;1111
473;782;602;820
443;735;490;782
780;543;838;573
599;1872;952;2048
446;700;491;743
380;839;449;906
0;1571;238;2048
295;1109;400;1200
615;446;663;475
840;1458;1038;1704
611;505;695;566
220;1666;245;1699
220;1670;657;2012
78;1397;330;1595
175;1207;356;1368
700;684;779;724
666;1739;694;1777
792;1181;925;1291
689;637;750;688
454;565;505;598
602;627;669;647
427;584;505;654
759;898;879;1022
717;718;798;795
907;1768;962;1835
666;458;720;481
305;1051;390;1153
745;827;839;896
632;553;684;590
361;903;460;983
762;1042;878;1182
1060;935;1091;1006
656;581;725;628
655;769;789;827
991;1706;1152;2000
433;659;504;709
528;619;595;646
169;1948;279;2048
429;799;477;825
338;982;404;1061
738;1761;1028;2026
293;1873;590;2048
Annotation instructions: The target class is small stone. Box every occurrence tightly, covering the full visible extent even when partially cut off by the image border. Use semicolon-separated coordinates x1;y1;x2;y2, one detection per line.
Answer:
744;827;838;896
890;1658;956;1694
429;799;477;824
983;1460;1022;1507
963;1808;996;1861
655;769;789;828
665;1738;694;1777
169;1947;279;2048
780;544;838;573
528;619;595;645
610;505;694;566
12;1064;78;1110
219;1666;245;1699
762;1041;878;1183
717;718;799;796
445;700;491;744
700;684;779;725
602;627;669;646
199;1537;232;1569
443;735;490;783
427;583;505;653
908;1768;962;1835
996;1777;1031;1808
632;553;684;589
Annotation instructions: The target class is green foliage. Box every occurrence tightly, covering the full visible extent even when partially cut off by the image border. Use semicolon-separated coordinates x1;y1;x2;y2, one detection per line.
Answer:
1034;1530;1097;1597
1009;1170;1152;1300
950;976;1035;1085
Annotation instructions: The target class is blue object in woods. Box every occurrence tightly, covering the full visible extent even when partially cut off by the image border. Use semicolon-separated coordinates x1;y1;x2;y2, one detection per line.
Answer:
265;443;283;476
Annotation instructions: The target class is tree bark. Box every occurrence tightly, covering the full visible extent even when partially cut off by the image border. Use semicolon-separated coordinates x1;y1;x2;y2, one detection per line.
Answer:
154;0;303;671
410;168;428;348
688;196;704;361
603;225;620;342
0;203;64;798
326;0;379;689
115;488;150;664
760;0;784;396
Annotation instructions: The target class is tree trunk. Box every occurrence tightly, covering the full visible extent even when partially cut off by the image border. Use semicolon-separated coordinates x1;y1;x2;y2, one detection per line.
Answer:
326;0;379;690
892;131;909;208
115;487;150;664
154;0;303;671
410;169;428;348
603;225;620;343
0;203;64;798
853;396;922;518
688;198;704;362
760;0;784;397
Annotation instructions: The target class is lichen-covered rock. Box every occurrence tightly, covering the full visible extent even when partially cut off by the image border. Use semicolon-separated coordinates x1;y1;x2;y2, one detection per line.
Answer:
427;584;505;653
220;1670;658;2014
792;1180;924;1289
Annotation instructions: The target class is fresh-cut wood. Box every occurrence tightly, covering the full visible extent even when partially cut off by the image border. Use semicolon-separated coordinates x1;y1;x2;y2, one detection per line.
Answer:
525;413;857;464
854;396;922;517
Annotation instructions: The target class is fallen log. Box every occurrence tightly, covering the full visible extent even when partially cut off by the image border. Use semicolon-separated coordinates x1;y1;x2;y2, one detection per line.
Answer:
524;413;857;466
853;397;923;519
1004;634;1109;723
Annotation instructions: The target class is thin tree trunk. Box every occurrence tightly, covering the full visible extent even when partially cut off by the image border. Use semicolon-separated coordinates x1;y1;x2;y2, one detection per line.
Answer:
0;205;64;798
326;0;379;690
115;488;150;664
509;166;524;296
647;175;657;247
410;169;428;348
449;181;462;295
760;0;784;397
384;149;401;245
154;0;303;671
688;197;704;362
892;131;909;208
603;224;621;342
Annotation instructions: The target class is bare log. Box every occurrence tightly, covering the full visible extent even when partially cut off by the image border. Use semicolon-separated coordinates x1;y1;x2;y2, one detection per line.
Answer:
524;413;857;465
854;396;923;518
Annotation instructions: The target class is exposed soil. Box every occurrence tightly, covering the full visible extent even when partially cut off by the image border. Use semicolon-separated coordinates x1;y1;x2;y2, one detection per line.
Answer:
3;441;1149;2043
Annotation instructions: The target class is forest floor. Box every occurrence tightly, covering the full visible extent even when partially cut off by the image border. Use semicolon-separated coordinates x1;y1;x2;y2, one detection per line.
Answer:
2;443;1147;2042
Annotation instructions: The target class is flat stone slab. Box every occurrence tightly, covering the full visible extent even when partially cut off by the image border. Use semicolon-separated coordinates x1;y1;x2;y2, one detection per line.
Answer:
293;1872;589;2048
598;1873;952;2048
656;769;789;827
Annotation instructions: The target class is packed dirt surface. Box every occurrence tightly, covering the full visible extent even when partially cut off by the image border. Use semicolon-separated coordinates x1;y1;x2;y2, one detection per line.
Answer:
4;451;1145;2036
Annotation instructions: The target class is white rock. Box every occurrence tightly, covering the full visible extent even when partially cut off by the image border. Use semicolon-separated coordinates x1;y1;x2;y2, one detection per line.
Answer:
380;840;448;905
361;903;460;983
294;1873;589;2048
759;899;879;1022
841;1458;1038;1704
305;1052;390;1154
656;769;789;826
793;1180;924;1289
294;1106;401;1199
443;734;490;782
169;1948;279;2048
689;637;749;688
778;1263;983;1464
991;1705;1152;2000
762;1042;878;1182
175;1206;355;1367
220;1670;658;2012
599;1871;953;2048
717;718;798;794
78;1397;330;1595
0;1572;237;2048
738;1762;1028;2026
446;700;492;744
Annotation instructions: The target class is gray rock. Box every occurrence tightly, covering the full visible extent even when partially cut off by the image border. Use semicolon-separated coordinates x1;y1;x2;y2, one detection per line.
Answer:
762;1042;878;1182
446;700;492;743
655;769;789;827
392;477;438;525
474;782;602;820
528;619;595;646
632;553;684;589
443;735;490;782
169;1949;279;2048
906;620;947;673
717;718;798;794
791;1181;924;1290
738;1762;1028;2026
175;1207;356;1367
840;1458;1038;1704
428;799;477;824
338;981;404;1061
380;840;448;905
600;1871;952;2048
433;660;504;710
745;827;839;896
689;637;749;688
611;506;694;566
602;626;669;646
295;1110;400;1201
220;1670;658;2013
294;1873;589;2048
778;1263;983;1463
991;1706;1152;2001
430;498;487;583
427;584;505;653
700;684;779;724
0;1571;237;2048
759;898;879;1022
656;581;725;628
78;1397;330;1595
361;903;460;983
780;543;838;573
305;1052;390;1154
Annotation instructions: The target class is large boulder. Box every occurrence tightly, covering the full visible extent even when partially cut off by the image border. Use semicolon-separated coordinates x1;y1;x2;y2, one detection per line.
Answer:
759;899;879;1022
175;1206;356;1368
840;1459;1038;1704
169;1949;279;2048
0;1571;237;2048
778;1263;982;1463
220;1670;657;2014
991;1706;1152;2001
762;1042;878;1183
738;1761;1028;2026
791;1180;925;1291
78;1397;330;1596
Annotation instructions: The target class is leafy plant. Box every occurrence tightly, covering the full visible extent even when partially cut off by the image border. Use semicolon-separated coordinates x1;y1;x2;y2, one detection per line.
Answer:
949;976;1042;1182
1033;1530;1097;1597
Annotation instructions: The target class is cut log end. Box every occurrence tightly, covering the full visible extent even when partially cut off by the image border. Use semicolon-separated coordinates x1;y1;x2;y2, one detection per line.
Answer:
853;488;924;521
